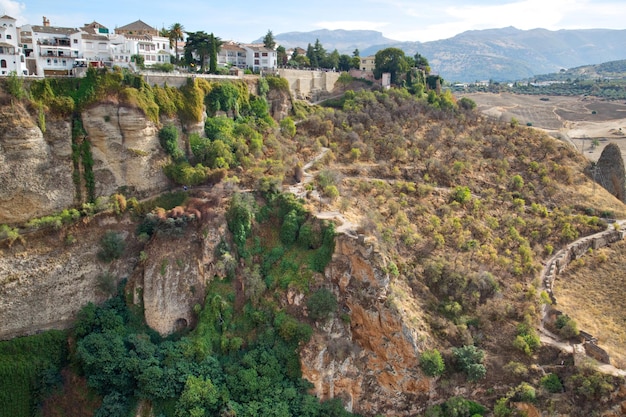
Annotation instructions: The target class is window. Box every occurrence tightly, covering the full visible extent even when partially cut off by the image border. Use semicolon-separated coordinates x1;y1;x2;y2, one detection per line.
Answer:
262;52;268;57
254;59;259;65
74;39;78;44
6;34;11;39
20;55;24;62
0;59;6;68
254;52;259;57
62;60;66;66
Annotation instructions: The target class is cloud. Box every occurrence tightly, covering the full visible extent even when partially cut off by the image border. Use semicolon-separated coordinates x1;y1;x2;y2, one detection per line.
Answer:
0;0;25;23
314;20;388;31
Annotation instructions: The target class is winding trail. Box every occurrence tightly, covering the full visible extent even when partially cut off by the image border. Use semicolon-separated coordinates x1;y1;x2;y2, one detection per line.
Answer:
287;147;360;238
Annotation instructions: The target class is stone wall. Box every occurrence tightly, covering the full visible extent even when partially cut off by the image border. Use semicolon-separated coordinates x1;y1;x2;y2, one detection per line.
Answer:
277;69;342;100
543;224;625;365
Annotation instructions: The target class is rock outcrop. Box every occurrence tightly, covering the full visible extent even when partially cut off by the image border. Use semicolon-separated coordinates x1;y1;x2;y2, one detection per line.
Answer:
0;104;74;224
0;214;140;340
595;143;626;202
131;199;227;335
301;236;431;416
0;102;174;225
81;104;170;200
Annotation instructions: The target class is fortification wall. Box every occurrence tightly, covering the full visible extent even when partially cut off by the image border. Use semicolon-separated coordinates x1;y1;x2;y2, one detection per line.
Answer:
277;69;341;100
543;225;625;365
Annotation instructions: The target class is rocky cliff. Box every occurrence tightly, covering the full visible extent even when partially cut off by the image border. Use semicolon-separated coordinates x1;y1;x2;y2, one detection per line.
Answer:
300;236;432;416
0;102;175;225
0;214;140;340
0;104;74;224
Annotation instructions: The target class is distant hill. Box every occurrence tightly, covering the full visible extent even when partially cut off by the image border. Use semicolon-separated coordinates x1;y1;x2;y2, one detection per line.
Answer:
254;29;395;54
269;27;626;82
533;59;626;82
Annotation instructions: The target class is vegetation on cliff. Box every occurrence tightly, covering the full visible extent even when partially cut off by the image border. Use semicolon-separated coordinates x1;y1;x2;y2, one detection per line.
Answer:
2;71;626;417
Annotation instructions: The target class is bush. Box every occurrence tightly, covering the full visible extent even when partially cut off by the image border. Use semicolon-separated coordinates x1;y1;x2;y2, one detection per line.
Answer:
540;373;563;393
451;186;471;204
158;123;184;160
97;231;126;262
419;349;445;377
453;345;486;381
555;314;579;339
307;288;338;321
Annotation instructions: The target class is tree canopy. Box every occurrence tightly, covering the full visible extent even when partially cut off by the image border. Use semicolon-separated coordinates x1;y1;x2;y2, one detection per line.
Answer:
374;47;409;85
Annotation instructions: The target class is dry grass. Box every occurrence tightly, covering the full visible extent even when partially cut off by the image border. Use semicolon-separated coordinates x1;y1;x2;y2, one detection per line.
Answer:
554;240;626;368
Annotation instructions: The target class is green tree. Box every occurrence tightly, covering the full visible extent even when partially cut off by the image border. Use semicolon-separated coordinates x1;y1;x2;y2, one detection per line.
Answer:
98;231;126;263
168;23;185;63
159;123;184;160
208;32;223;74
276;45;288;66
540;373;563;393
175;375;220;417
420;349;445;377
307;288;338;321
453;345;486;381
184;31;211;71
263;30;276;49
414;52;430;74
374;47;409;84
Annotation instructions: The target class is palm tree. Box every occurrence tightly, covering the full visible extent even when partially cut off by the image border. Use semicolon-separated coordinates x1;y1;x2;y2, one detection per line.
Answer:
168;23;185;63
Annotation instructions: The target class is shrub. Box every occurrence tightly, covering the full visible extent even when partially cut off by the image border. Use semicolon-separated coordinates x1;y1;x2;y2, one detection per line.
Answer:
420;349;445;377
226;193;256;253
97;231;126;262
307;288;338;322
451;186;471;204
158;123;184;160
453;345;486;381
567;368;614;402
540;373;563;393
511;382;536;402
280;210;301;246
555;314;579;338
513;322;541;355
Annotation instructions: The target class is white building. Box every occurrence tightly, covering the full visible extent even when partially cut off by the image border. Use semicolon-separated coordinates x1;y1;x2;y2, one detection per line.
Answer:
0;15;27;76
242;44;277;73
218;41;247;69
20;17;78;76
113;20;172;68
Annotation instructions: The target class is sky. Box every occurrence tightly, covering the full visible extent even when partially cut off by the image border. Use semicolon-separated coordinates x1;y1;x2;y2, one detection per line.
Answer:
2;0;625;43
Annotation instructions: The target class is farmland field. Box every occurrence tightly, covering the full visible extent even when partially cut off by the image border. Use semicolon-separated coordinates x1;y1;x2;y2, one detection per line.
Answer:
459;92;626;162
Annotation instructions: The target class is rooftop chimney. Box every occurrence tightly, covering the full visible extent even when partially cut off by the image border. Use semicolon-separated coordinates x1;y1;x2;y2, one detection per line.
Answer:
43;16;50;27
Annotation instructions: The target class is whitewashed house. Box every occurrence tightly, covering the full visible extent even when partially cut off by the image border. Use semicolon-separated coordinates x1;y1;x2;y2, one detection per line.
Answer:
0;15;27;76
218;41;247;69
20;17;79;76
242;44;277;73
113;20;172;68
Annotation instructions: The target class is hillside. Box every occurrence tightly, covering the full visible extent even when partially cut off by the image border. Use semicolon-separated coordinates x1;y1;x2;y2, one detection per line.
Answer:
271;27;626;82
1;75;626;416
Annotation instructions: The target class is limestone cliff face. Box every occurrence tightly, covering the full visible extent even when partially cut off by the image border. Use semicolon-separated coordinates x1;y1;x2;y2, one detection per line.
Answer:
0;102;174;224
0;214;140;340
81;104;170;199
132;207;227;335
0;104;74;224
300;236;431;416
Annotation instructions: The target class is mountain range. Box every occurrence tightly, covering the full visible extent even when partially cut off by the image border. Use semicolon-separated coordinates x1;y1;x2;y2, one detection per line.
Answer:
266;27;626;82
